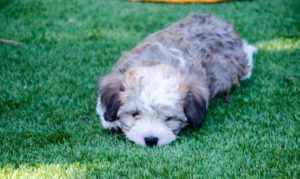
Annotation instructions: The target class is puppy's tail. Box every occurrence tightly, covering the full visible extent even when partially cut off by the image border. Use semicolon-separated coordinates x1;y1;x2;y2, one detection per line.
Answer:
241;40;257;80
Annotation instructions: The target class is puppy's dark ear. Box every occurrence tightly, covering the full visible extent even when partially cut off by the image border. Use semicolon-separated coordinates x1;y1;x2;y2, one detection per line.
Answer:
99;74;124;122
183;87;208;128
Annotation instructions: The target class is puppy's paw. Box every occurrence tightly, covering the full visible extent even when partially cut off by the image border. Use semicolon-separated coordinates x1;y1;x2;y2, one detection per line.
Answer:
101;118;119;130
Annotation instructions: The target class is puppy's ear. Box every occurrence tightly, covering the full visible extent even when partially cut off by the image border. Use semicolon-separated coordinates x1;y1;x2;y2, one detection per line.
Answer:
183;86;209;128
99;74;124;122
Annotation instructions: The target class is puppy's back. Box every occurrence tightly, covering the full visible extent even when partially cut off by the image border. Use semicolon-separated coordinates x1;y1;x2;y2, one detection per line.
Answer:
134;14;255;97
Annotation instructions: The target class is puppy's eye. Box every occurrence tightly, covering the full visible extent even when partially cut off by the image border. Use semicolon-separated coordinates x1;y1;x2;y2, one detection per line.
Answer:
132;111;140;117
166;117;173;121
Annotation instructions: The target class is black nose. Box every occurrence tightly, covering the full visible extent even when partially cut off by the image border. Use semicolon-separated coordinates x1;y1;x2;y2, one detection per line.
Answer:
144;136;158;147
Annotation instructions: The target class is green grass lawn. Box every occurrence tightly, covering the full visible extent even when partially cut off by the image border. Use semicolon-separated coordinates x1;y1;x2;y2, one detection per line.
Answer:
1;0;299;178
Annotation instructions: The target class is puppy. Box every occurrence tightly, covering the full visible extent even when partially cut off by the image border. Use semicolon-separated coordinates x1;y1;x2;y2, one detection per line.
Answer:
96;14;257;147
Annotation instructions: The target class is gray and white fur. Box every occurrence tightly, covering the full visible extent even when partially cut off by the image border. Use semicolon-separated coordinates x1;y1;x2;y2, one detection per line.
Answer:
96;14;257;147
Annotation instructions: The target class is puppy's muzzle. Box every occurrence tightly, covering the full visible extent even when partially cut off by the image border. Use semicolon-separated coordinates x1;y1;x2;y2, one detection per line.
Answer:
144;136;158;147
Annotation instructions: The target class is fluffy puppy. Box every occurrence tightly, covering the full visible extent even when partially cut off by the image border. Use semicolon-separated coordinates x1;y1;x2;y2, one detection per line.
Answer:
96;14;257;147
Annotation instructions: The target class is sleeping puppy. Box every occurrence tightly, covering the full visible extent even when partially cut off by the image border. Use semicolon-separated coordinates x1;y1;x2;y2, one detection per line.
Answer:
96;14;257;147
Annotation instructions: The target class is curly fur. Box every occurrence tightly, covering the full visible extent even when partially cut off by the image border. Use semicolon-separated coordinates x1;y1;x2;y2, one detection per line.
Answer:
96;14;257;147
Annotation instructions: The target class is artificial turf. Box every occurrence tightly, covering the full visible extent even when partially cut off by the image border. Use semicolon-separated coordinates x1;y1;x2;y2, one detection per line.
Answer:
0;0;299;178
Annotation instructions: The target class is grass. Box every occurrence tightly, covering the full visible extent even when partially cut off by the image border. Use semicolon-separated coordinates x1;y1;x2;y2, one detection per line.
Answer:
0;0;299;178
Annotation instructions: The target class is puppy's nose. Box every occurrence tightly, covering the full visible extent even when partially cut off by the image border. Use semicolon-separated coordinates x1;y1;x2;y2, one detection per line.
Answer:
144;136;158;147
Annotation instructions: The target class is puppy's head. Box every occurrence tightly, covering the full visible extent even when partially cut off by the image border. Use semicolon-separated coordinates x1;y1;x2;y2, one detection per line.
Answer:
98;64;209;147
